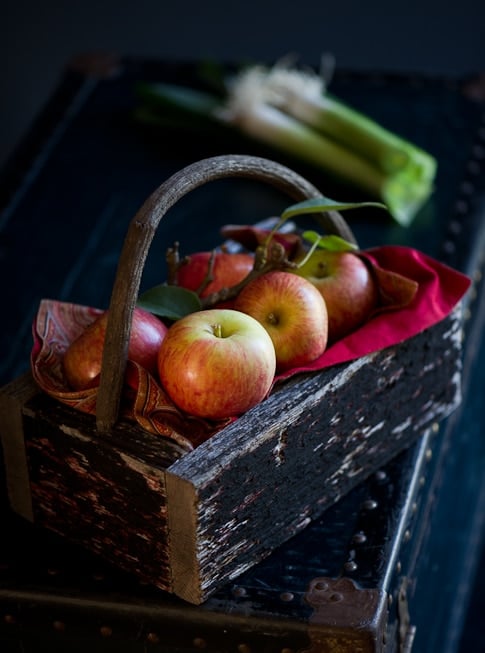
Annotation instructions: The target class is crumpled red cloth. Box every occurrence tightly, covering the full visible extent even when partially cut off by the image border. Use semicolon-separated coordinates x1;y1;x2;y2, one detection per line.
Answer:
274;245;470;381
31;245;470;449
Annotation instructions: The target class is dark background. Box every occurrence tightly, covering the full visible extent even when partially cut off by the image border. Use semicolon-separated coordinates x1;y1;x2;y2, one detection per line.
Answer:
2;0;485;168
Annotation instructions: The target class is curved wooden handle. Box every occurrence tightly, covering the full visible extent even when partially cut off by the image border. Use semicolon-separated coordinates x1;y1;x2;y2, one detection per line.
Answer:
96;154;357;433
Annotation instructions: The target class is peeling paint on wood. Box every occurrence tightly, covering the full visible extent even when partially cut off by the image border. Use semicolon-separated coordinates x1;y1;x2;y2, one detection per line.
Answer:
0;305;464;603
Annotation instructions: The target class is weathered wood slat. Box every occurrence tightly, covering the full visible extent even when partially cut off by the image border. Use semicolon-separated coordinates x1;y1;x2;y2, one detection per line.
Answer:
166;305;462;602
0;303;462;603
0;373;38;521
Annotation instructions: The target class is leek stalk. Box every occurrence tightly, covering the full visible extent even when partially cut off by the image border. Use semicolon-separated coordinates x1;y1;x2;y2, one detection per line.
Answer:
135;60;438;226
218;63;437;226
217;99;387;197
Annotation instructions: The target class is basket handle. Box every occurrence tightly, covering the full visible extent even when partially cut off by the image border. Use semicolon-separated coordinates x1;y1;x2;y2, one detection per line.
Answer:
96;154;358;433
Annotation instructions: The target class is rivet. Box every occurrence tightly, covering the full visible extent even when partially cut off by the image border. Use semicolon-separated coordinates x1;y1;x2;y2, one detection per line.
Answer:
47;567;60;576
454;199;468;214
374;470;387;482
146;632;160;644
468;161;481;175
404;530;411;542
100;626;112;637
280;591;294;602
193;637;207;649
314;580;329;591
353;531;367;544
362;499;378;510
431;422;440;433
344;561;358;573
448;220;462;235
473;144;485;158
396;561;402;574
419;476;426;487
237;644;252;653
232;586;247;598
425;448;433;461
53;620;66;632
388;594;393;607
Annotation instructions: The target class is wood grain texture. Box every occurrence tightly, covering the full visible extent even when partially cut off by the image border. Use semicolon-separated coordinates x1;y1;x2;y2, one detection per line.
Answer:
166;306;463;602
0;305;463;603
4;386;186;592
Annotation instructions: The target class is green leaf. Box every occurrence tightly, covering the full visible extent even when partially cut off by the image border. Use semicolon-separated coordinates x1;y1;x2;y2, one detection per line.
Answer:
281;196;387;221
137;285;201;320
302;231;358;252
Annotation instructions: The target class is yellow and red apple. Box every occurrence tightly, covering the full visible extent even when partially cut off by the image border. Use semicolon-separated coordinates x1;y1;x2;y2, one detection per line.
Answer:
294;251;378;342
234;270;328;371
157;309;276;419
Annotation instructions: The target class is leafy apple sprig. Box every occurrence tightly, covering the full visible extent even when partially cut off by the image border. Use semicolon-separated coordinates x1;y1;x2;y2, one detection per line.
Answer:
137;196;387;320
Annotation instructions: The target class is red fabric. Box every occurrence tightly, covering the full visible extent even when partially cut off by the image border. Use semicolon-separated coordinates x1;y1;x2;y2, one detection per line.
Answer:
30;245;470;445
275;245;471;382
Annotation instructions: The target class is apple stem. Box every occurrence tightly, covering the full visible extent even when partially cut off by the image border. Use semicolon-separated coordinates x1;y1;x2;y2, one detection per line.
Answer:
166;242;191;285
166;242;181;285
196;249;217;296
292;237;322;269
212;322;223;338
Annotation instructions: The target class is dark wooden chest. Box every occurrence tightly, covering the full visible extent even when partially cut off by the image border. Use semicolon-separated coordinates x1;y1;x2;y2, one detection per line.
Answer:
0;56;484;652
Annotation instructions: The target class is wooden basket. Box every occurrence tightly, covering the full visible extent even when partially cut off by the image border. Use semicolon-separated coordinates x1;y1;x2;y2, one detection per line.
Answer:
0;155;463;604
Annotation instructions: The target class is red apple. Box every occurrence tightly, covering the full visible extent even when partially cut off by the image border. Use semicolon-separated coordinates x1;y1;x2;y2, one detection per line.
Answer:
234;271;328;372
176;251;254;298
157;309;276;419
294;251;378;342
63;307;168;390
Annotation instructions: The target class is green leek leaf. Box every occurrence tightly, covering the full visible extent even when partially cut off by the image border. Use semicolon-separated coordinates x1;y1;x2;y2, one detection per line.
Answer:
135;60;438;227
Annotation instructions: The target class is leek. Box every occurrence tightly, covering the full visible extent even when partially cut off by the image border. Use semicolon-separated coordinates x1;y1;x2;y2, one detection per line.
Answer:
218;63;437;226
135;59;438;226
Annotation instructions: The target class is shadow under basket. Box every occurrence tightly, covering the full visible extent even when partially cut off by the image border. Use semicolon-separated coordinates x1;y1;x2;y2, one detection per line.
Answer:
0;155;464;605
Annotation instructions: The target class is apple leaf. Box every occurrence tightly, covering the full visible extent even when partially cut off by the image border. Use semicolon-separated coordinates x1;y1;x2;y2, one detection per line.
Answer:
281;196;387;221
137;285;201;320
302;231;358;252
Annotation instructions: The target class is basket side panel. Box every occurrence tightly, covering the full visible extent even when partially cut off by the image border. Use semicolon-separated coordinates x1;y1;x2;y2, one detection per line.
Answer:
21;403;173;592
0;373;38;520
173;307;463;601
165;472;200;604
